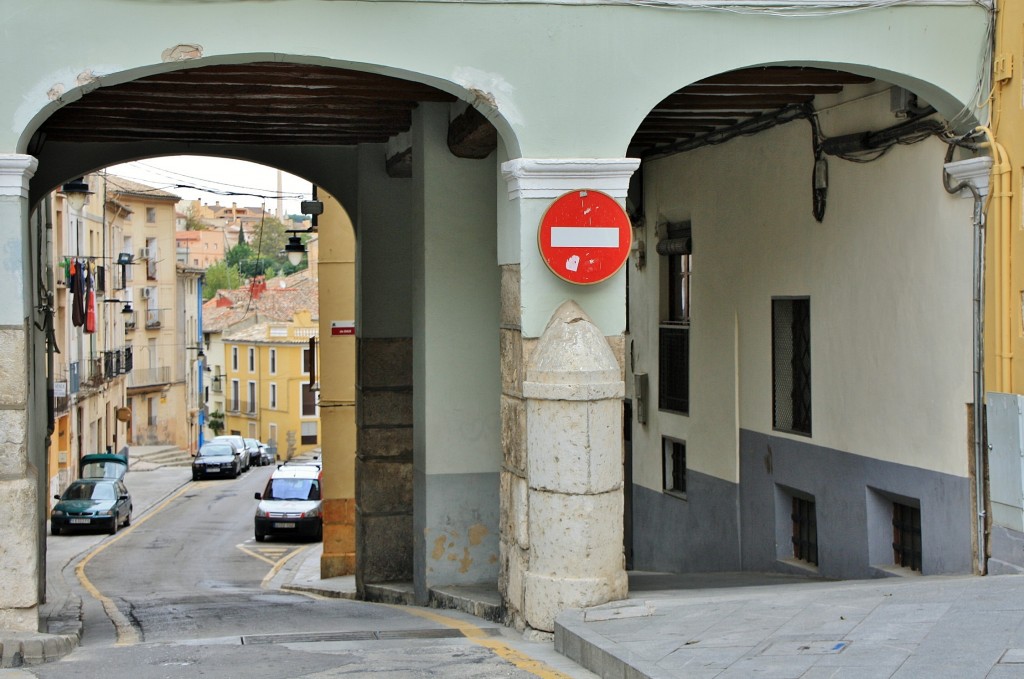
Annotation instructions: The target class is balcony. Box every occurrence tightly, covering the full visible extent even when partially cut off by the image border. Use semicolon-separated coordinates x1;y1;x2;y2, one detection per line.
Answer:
125;312;137;331
145;308;163;329
226;400;257;416
126;366;171;389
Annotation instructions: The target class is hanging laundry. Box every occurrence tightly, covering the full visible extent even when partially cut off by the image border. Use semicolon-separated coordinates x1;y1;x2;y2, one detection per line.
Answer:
84;262;96;334
71;259;85;327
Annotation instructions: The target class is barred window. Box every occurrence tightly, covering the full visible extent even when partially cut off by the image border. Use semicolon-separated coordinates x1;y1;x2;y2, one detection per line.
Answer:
772;297;811;435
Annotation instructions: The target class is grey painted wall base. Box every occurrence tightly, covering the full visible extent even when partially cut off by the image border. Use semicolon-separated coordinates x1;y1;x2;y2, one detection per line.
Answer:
989;525;1024;575
413;470;500;603
630;471;741;573
739;430;973;579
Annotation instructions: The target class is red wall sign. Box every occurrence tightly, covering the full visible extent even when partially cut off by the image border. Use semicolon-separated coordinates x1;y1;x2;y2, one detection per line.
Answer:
538;190;632;285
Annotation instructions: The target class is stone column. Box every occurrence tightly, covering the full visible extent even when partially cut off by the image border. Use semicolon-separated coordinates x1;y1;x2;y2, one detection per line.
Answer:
498;158;637;632
354;144;416;591
0;153;39;631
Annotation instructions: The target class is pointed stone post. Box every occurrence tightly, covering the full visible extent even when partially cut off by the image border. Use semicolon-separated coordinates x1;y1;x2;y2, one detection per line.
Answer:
521;301;627;631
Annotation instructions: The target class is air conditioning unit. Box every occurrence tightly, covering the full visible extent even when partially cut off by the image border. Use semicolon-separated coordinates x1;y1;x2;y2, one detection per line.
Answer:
141;287;154;299
139;247;151;259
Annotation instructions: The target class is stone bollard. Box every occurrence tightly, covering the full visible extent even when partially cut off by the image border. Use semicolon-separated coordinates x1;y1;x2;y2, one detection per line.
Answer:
521;301;627;632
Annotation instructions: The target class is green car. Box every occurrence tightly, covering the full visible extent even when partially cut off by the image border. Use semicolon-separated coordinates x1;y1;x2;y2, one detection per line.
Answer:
50;453;132;536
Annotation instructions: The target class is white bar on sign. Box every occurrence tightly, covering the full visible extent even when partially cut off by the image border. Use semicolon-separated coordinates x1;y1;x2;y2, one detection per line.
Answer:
551;227;619;248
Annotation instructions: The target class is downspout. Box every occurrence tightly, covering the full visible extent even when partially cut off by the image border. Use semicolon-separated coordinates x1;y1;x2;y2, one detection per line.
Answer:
944;149;989;574
976;128;1012;391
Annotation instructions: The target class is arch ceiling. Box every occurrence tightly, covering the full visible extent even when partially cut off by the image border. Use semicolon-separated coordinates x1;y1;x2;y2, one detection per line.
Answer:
35;62;874;165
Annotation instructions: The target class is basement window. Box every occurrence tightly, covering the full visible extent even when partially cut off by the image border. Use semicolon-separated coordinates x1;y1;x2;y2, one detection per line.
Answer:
892;502;922;572
791;495;818;566
772;297;811;435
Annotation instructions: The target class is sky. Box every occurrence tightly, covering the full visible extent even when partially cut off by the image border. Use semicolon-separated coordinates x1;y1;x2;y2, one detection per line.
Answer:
108;156;315;219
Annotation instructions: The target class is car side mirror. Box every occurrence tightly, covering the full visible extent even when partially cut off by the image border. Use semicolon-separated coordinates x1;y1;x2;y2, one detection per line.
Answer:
53;494;60;501
119;494;129;500
254;492;262;500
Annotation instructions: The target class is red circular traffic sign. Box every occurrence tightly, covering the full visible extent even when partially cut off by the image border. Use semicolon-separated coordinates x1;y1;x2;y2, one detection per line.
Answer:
538;190;632;285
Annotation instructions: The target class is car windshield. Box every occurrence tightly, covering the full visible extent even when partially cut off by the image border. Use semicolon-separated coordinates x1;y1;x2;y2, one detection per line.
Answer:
244;438;259;448
199;445;233;458
63;483;115;501
81;460;125;479
263;478;320;501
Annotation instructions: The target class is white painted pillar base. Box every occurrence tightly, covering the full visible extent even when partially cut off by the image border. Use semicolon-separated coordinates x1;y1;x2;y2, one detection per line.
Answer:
0;153;39;632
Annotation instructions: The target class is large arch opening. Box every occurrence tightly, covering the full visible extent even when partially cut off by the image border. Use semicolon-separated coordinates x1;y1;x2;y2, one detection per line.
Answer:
27;57;514;628
623;64;984;580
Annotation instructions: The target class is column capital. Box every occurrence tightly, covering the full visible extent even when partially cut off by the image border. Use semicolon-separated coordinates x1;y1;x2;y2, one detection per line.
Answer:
0;155;38;199
501;158;640;200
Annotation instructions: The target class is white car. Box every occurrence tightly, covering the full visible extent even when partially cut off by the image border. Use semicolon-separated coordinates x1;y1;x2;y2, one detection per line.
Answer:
254;461;323;542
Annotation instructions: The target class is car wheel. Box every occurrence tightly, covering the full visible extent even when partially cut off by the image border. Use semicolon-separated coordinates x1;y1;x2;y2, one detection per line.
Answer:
255;533;266;543
50;523;60;536
192;472;199;481
230;469;238;479
108;517;118;535
314;521;323;542
124;510;132;527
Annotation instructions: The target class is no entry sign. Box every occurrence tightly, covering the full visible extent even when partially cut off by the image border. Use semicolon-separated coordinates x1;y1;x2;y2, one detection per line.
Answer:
538;190;632;285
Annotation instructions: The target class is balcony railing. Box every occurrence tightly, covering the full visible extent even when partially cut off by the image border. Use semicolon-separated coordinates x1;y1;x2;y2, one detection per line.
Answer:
126;365;171;389
226;400;257;416
145;308;163;329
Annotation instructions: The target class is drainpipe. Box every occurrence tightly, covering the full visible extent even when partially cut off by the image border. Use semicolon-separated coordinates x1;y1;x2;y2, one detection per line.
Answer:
976;128;1012;391
944;151;993;574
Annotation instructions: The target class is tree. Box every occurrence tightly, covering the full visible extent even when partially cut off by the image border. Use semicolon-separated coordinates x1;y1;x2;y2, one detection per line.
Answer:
203;261;241;300
207;410;225;436
184;203;208;231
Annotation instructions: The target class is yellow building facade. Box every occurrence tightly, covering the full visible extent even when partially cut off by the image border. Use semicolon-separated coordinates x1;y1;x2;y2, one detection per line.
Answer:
223;310;321;459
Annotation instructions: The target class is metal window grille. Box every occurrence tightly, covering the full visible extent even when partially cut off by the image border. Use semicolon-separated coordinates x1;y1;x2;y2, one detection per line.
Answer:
773;298;811;435
663;439;686;494
658;326;689;413
892;503;922;572
791;496;818;566
123;346;133;373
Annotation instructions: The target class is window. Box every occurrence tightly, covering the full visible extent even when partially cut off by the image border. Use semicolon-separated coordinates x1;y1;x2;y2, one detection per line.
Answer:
892;502;922;572
230;379;239;412
301;383;317;416
662;438;686;497
248;347;255;372
269;383;277;409
658;222;691;414
301;421;318;445
269;349;277;375
302;347;311;375
772;297;811;435
247;381;256;414
146;207;156;223
791;495;818;566
231;347;238;371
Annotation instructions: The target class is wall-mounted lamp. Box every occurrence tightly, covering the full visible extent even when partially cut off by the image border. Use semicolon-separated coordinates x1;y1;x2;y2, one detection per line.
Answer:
103;299;134;314
283;232;306;267
186;345;206;360
116;252;133;266
61;177;92;212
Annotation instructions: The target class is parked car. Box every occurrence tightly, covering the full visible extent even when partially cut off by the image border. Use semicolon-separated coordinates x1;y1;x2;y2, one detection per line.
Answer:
243;437;264;467
51;453;132;536
192;442;242;480
256;441;273;466
254;462;323;542
212;435;250;473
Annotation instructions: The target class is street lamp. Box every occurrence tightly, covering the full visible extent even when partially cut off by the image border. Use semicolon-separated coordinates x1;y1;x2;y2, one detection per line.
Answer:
283;233;305;266
103;299;134;314
61;177;92;212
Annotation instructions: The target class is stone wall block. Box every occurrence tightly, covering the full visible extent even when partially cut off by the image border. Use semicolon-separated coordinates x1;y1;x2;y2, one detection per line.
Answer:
499;328;523;396
528;488;623;575
357;513;413;584
356;458;413;514
0;409;27;475
357;426;413;459
359;389;413;428
0;328;26;408
0;476;37;619
526;397;622;495
500;264;521;329
358;337;412;388
504;542;528;627
500;470;529;548
500;394;526;473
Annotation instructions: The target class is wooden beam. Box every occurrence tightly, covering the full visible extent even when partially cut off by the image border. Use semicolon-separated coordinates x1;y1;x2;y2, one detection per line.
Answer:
447;105;497;159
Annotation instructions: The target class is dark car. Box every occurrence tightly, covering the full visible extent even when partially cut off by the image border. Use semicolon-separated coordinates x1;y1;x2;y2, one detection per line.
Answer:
256;441;273;466
212;435;250;473
51;453;132;536
192;442;242;480
243;437;263;467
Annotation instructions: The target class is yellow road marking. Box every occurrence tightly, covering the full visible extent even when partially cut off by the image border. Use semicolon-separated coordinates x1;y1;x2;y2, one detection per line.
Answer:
236;544;279;566
397;606;574;679
260;543;313;588
75;483;193;646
